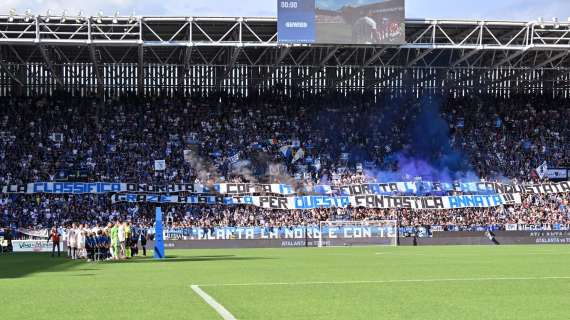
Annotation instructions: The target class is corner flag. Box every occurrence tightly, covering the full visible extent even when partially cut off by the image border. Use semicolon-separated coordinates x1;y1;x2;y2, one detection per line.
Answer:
154;207;165;259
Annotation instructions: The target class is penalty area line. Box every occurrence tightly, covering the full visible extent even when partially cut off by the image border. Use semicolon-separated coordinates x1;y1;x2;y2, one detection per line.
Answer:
191;284;237;320
198;276;570;288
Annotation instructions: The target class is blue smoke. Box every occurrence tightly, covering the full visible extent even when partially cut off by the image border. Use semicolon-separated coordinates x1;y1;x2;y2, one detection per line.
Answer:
370;94;477;182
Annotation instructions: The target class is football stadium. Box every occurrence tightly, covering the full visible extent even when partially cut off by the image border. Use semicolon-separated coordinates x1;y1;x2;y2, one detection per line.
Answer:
1;0;570;319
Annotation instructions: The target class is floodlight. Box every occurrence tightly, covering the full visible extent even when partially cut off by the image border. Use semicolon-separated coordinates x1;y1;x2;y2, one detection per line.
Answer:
128;11;136;24
8;9;15;22
76;10;83;23
537;17;545;28
24;9;32;22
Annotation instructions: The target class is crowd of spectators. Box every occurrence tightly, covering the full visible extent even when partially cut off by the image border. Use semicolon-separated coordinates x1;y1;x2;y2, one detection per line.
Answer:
2;192;568;232
0;91;569;233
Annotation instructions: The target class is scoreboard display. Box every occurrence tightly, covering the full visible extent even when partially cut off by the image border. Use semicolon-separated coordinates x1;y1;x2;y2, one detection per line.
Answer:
277;1;316;43
278;0;405;45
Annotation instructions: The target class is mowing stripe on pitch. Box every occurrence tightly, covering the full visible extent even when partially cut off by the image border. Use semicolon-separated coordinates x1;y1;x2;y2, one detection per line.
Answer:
191;284;237;320
199;276;570;287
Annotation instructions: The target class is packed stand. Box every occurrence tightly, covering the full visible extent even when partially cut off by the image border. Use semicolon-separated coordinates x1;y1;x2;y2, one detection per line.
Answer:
0;92;569;233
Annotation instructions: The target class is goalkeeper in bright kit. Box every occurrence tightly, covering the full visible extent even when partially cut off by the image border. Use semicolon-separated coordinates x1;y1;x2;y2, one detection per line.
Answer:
110;221;119;259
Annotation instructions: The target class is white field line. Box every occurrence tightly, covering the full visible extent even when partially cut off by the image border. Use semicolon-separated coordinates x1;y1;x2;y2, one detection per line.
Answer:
191;284;237;320
375;252;570;256
199;276;570;288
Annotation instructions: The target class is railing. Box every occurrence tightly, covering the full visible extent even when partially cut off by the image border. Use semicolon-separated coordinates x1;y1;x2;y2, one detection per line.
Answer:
0;16;570;50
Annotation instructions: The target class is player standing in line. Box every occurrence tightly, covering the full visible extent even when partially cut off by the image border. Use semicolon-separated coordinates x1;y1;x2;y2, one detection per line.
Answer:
118;221;126;259
111;221;119;260
77;225;86;259
85;231;94;262
140;226;147;256
68;223;77;259
130;224;139;257
104;222;114;259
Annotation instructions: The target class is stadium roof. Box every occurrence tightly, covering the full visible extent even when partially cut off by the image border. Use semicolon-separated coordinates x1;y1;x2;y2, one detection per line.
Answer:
0;15;569;96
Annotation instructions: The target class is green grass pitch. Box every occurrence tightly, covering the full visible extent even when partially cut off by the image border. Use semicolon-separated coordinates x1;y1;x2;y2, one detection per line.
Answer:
1;245;569;319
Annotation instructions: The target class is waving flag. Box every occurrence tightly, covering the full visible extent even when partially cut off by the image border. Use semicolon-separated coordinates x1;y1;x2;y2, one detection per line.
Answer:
280;145;292;157
229;152;240;164
536;161;548;179
154;160;166;171
292;148;305;163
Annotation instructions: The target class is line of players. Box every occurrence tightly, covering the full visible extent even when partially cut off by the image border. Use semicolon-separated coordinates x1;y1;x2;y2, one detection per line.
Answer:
63;221;148;261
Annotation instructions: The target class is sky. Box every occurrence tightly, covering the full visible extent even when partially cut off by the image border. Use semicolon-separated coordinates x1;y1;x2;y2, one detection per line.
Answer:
1;0;570;21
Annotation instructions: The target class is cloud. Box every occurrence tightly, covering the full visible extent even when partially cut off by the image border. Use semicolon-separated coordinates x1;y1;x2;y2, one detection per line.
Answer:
495;0;570;21
2;0;569;21
0;0;275;16
158;1;275;17
406;0;570;21
1;0;140;15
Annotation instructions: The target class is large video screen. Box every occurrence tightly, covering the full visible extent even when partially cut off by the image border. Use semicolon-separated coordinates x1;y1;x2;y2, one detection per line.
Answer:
278;0;405;45
277;0;316;43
